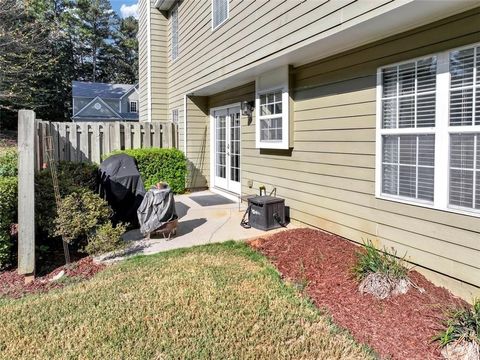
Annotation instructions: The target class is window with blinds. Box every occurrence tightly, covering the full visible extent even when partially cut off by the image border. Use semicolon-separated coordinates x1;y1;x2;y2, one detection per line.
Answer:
377;42;480;216
171;5;178;61
212;0;228;30
448;46;480;211
380;57;436;203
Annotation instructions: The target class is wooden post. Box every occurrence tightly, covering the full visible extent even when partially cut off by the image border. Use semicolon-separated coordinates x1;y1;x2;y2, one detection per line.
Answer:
17;110;36;280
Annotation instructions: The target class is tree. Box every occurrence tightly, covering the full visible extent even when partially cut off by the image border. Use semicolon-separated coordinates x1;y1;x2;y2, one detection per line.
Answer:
0;0;138;124
73;0;118;82
112;16;139;84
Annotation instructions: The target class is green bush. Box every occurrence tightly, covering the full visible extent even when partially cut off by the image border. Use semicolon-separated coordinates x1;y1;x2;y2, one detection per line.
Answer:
0;176;17;268
84;222;127;256
352;240;408;281
106;148;187;193
0;149;17;177
36;162;98;237
54;189;112;244
436;298;480;347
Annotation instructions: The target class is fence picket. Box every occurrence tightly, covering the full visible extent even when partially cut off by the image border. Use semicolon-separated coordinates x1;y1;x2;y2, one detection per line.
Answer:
124;123;132;149
79;123;89;162
69;123;78;162
152;123;161;147
133;123;141;148
58;123;67;161
113;122;121;151
144;123;151;148
92;124;101;164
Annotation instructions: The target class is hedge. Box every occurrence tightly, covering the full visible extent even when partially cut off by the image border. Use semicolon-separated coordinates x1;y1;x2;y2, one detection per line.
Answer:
35;162;98;237
0;176;17;268
107;148;187;193
0;149;17;177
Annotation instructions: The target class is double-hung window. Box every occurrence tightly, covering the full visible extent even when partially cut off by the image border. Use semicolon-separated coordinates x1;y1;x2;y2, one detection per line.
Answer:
376;42;480;216
129;101;138;113
212;0;228;30
171;5;178;61
255;66;290;149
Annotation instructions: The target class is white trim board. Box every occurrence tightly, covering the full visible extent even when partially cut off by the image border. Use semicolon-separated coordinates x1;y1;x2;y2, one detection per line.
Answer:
209;102;242;195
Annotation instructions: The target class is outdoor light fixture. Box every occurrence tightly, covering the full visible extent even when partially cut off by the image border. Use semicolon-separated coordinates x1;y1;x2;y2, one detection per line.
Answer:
241;101;254;117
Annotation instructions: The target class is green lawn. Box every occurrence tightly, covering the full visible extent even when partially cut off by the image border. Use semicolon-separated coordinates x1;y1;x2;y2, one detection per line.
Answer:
0;242;373;359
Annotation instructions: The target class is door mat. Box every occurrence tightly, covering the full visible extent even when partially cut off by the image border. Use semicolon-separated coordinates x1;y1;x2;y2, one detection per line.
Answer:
190;194;235;207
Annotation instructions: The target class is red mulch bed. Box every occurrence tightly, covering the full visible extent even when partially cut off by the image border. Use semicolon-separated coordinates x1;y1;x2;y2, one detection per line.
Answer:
0;257;105;299
249;228;468;360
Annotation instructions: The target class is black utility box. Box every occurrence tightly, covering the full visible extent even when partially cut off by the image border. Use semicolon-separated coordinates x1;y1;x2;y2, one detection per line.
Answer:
248;196;285;231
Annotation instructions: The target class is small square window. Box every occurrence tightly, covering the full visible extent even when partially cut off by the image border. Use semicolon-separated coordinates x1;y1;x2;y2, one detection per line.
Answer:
129;101;137;113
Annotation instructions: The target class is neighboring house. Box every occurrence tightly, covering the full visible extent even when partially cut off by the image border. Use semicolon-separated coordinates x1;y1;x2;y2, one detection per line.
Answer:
72;81;139;122
139;1;480;299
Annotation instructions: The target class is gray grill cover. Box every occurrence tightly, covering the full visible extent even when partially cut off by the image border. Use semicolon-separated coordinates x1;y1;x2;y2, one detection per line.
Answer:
137;187;177;235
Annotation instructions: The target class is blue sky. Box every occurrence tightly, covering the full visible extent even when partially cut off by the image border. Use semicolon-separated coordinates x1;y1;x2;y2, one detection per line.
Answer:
110;0;138;19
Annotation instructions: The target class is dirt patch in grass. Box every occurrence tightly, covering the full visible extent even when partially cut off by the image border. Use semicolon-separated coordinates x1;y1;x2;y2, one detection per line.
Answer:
0;257;105;299
249;228;468;360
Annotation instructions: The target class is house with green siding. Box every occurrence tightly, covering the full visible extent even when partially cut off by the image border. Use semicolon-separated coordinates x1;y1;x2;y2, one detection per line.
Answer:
138;0;480;300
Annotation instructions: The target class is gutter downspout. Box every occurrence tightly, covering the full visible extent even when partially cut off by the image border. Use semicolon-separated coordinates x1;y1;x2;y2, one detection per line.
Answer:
183;94;187;154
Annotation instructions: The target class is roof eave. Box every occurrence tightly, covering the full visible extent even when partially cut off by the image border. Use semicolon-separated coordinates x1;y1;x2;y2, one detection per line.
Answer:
154;0;175;11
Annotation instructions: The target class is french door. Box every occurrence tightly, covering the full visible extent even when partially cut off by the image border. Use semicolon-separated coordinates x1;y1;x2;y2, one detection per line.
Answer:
213;106;241;194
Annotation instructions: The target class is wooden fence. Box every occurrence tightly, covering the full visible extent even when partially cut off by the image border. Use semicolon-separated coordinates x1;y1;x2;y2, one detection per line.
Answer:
35;120;178;170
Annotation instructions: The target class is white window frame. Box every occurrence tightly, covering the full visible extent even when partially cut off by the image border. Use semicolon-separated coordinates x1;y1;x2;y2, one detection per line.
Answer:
171;4;179;61
211;0;229;31
375;42;480;218
129;101;138;113
255;66;290;150
171;108;179;124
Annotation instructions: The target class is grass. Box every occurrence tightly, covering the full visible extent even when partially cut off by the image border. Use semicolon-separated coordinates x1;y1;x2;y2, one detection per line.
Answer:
0;242;373;359
352;240;408;281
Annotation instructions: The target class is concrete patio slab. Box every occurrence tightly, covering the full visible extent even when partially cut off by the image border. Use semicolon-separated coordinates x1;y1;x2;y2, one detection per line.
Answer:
95;190;295;263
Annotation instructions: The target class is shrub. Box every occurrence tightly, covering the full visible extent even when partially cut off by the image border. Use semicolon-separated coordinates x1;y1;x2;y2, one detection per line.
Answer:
0;176;17;268
106;148;187;193
352;240;408;281
0;149;17;177
84;222;127;256
36;162;98;236
436;299;480;347
54;189;112;244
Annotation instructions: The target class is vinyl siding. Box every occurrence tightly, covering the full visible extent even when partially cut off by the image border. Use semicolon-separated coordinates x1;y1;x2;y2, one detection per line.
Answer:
163;0;431;187
185;96;209;189
138;0;169;122
138;0;149;122
209;9;480;297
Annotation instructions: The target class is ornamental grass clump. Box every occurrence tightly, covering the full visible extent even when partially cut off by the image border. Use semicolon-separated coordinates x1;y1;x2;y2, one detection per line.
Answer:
353;240;412;299
436;299;480;360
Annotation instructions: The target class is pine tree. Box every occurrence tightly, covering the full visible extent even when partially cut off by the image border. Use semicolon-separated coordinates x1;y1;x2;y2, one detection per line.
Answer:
112;16;139;84
73;0;118;82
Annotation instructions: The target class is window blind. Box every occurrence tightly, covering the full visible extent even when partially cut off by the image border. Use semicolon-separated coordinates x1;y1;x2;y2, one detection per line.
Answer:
212;0;228;29
449;133;480;209
449;47;479;126
382;57;437;129
382;135;435;201
171;6;178;60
